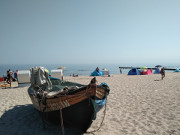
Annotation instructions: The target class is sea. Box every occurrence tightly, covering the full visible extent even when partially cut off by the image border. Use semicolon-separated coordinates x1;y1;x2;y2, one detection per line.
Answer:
0;64;179;77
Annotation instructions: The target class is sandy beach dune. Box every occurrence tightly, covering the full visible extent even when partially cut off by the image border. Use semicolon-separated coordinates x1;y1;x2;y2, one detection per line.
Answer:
0;73;180;135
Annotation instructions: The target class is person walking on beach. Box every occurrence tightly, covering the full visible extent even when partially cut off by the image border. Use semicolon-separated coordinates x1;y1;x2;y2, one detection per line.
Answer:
6;71;12;87
160;67;165;80
120;68;122;74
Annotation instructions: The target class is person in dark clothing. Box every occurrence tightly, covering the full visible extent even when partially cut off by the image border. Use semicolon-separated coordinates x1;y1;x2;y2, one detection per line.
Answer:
14;70;18;81
6;71;11;87
96;67;100;73
160;67;165;80
120;68;122;74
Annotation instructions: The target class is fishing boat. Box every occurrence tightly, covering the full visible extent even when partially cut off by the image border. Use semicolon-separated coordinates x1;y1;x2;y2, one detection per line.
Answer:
28;67;110;133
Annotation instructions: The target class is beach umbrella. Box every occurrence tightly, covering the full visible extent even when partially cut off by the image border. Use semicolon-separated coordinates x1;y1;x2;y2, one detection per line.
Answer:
155;65;162;67
58;66;66;69
141;67;147;69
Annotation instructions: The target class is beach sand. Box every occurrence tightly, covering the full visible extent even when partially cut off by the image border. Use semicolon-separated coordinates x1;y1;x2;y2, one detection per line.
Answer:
0;73;180;135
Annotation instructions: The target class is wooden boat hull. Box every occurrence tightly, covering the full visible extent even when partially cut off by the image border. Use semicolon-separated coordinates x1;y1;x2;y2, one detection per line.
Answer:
28;77;110;133
40;98;95;132
28;85;106;112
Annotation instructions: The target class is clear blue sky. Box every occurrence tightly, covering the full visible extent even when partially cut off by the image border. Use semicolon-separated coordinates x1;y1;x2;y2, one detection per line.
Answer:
0;0;180;65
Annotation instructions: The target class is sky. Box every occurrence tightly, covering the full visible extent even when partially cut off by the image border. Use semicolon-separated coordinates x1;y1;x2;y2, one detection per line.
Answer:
0;0;180;65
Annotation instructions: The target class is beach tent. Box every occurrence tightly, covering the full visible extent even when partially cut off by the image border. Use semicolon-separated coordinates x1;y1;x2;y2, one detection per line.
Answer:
174;68;180;72
154;67;162;74
17;70;31;84
101;68;110;76
141;69;152;75
91;69;103;76
139;67;147;73
50;69;63;79
141;67;147;69
128;68;141;75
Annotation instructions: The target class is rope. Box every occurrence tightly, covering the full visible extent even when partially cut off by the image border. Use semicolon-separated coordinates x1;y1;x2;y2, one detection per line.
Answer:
60;108;65;135
86;96;108;134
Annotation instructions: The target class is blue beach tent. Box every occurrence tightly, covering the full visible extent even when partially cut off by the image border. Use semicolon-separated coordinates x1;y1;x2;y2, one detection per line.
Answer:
128;68;141;75
154;67;161;74
91;70;103;76
174;68;180;72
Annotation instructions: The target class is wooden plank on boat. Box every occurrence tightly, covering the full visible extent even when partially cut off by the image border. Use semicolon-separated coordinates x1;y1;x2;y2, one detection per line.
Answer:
29;83;107;112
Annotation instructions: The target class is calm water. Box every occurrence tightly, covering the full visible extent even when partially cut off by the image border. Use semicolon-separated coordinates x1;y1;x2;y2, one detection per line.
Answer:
0;64;124;77
0;64;179;77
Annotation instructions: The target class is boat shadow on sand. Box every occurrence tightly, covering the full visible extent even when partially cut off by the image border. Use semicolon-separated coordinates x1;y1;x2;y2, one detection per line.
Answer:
0;104;85;135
